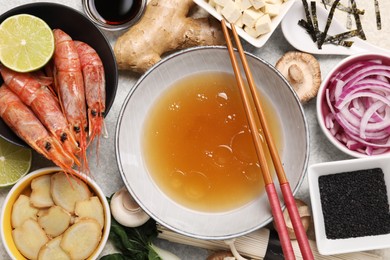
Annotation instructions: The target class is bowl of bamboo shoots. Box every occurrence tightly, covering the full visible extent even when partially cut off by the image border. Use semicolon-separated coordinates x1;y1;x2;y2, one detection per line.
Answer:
0;167;111;260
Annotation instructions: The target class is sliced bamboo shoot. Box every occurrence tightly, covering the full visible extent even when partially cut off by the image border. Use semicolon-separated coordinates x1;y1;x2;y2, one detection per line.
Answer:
38;205;71;237
74;196;104;229
38;235;71;260
12;219;49;259
30;175;54;208
50;172;91;213
60;219;102;260
11;194;39;228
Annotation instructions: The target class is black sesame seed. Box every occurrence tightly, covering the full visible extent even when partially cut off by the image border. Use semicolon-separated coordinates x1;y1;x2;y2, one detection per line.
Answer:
318;168;390;239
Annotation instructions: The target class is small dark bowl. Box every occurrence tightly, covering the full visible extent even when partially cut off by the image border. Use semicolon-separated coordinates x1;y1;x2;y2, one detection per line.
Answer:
0;3;118;147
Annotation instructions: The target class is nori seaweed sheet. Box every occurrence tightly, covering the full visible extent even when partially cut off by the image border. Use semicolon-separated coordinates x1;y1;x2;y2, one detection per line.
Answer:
317;0;341;48
323;0;365;15
301;0;317;41
318;168;390;239
324;29;359;43
310;1;321;47
298;0;371;49
350;0;366;40
374;0;382;30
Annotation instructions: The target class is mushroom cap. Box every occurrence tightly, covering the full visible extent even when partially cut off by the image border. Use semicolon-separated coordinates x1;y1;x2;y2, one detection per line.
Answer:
110;187;150;227
275;51;322;103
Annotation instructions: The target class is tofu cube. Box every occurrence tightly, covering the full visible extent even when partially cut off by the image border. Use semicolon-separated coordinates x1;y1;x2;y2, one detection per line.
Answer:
216;4;223;14
244;25;261;38
236;0;253;10
208;0;217;7
235;15;244;28
265;0;282;4
249;0;265;9
262;3;280;17
221;1;242;23
214;0;230;6
255;14;272;35
242;8;264;27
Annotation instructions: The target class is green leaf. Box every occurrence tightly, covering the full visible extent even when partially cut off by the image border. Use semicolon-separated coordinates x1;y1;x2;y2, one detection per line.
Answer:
148;249;161;260
102;195;160;260
100;253;126;260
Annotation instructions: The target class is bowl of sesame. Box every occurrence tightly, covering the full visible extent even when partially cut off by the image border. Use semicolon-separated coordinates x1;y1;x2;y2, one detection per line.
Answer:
308;156;390;255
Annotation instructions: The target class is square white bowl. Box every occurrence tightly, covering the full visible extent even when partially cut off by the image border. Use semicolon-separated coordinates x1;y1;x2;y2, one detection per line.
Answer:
308;156;390;255
193;0;295;48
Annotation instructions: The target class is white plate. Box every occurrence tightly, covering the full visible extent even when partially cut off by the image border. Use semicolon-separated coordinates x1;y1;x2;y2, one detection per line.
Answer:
194;0;296;48
115;46;308;240
281;0;390;55
308;156;390;255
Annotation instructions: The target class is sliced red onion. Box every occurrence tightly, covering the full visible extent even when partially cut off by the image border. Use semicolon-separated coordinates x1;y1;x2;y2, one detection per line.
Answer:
323;58;390;155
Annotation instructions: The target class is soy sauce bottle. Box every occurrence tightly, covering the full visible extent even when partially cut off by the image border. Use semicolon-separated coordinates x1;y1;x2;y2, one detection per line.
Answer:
82;0;146;31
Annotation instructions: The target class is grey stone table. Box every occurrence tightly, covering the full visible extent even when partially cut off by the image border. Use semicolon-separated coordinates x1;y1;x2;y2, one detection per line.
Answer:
0;0;389;259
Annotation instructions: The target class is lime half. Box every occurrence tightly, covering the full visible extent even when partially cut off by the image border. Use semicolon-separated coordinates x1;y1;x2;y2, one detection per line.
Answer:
0;14;54;73
0;138;32;187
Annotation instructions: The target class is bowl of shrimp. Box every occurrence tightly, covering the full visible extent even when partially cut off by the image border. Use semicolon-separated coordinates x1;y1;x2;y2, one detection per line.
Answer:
0;3;118;171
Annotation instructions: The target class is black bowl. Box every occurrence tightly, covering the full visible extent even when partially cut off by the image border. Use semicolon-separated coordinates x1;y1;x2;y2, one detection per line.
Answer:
0;3;118;147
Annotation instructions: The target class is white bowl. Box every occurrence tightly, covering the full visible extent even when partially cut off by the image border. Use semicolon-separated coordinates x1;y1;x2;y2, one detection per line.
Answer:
1;167;111;260
115;46;309;240
193;0;295;48
316;53;390;158
308;156;390;255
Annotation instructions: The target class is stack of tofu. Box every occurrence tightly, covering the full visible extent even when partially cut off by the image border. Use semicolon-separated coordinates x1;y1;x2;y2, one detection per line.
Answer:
208;0;287;38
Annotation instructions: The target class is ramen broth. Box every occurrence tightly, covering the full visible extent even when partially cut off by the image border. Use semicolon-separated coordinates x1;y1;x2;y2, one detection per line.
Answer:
143;72;283;212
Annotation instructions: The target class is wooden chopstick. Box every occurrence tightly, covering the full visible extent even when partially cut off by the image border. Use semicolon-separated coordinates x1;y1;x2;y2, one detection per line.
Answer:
221;20;314;260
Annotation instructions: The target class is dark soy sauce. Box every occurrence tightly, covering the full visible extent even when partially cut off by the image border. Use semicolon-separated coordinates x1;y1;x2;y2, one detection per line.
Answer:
91;0;142;25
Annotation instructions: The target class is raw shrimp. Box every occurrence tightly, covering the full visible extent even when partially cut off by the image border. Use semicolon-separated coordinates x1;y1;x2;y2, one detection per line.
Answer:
0;85;76;173
0;65;80;166
53;29;88;170
74;41;107;146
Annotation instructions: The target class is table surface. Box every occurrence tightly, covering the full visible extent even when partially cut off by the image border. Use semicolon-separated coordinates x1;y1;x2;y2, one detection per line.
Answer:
0;0;389;259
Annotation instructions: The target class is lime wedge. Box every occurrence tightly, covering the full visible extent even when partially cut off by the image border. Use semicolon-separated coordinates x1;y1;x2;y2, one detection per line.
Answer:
0;14;54;73
0;138;32;187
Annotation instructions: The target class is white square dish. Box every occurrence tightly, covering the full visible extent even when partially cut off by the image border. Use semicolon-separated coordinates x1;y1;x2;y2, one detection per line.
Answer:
193;0;295;48
308;156;390;255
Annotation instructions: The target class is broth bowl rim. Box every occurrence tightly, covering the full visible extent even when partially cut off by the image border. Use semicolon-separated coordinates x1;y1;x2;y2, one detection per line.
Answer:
115;46;309;240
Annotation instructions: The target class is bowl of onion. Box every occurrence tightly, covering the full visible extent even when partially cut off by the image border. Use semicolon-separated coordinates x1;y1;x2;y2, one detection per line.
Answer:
317;53;390;157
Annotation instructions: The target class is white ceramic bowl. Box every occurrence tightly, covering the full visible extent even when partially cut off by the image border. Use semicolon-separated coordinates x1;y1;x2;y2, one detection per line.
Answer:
316;53;390;158
193;0;295;48
308;156;390;255
1;167;111;260
115;46;309;240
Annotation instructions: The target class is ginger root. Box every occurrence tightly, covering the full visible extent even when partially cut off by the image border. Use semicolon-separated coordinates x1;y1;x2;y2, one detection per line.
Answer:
114;0;225;73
